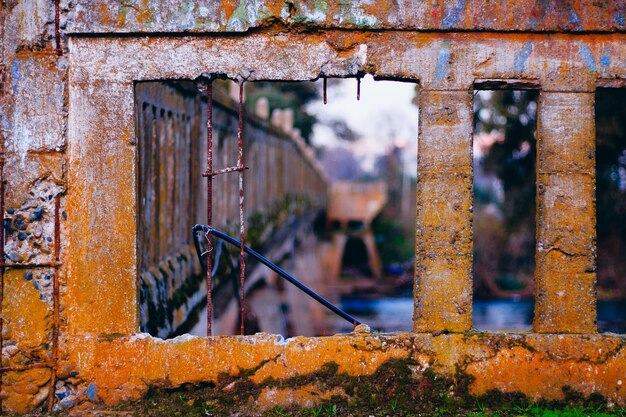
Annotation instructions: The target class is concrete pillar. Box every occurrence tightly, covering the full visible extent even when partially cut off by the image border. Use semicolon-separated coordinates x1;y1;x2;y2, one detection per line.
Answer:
535;92;596;333
414;90;473;332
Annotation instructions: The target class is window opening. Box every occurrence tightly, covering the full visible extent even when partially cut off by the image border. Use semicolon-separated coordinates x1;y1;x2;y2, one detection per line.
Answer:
136;76;418;338
472;89;538;331
316;76;418;334
595;87;626;334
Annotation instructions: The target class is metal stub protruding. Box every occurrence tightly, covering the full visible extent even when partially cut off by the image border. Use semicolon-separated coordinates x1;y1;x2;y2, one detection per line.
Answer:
195;73;213;93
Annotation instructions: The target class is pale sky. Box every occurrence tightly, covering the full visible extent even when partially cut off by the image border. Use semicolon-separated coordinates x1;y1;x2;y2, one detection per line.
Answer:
308;75;419;175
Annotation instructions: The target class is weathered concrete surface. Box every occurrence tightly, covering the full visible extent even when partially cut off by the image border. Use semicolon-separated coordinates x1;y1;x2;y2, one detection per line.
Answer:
64;32;626;90
2;0;626;414
1;270;53;413
66;0;626;34
415;90;473;332
54;332;626;411
536;92;597;333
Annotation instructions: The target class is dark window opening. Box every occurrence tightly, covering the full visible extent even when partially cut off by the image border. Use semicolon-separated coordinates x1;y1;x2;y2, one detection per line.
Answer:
472;89;538;331
596;88;626;334
341;236;373;278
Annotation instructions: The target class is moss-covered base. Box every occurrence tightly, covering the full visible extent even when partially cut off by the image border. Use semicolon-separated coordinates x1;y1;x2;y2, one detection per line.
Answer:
9;358;626;417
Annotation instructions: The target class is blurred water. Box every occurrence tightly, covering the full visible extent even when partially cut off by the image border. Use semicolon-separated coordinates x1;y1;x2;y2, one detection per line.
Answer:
336;297;626;334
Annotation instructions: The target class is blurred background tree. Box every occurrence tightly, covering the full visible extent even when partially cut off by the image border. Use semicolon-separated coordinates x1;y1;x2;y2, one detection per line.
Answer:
472;90;538;298
473;88;626;299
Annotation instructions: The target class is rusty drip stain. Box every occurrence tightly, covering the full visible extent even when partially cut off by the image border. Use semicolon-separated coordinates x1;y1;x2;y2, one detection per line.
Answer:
206;81;214;337
357;77;361;101
237;81;246;336
47;195;61;412
0;64;6;101
55;0;61;55
323;77;327;105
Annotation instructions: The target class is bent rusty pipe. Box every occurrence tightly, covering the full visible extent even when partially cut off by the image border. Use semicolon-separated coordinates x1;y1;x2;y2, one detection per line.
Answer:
192;224;362;327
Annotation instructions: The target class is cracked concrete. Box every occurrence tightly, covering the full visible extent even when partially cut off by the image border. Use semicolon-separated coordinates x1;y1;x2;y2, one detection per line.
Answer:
1;1;626;414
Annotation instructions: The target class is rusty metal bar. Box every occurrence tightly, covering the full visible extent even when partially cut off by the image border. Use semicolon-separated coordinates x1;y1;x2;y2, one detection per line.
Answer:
0;149;4;413
192;225;363;327
55;0;61;55
47;195;61;412
237;81;246;335
205;80;214;337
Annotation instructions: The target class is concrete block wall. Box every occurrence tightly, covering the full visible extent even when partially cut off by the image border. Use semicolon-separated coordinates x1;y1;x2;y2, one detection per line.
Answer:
1;1;625;414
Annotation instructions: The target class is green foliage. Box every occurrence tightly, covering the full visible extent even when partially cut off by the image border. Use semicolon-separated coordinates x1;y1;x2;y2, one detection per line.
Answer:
269;405;291;417
371;217;414;266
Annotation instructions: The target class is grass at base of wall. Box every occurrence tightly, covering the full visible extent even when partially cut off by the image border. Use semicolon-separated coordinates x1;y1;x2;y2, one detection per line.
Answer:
8;403;626;417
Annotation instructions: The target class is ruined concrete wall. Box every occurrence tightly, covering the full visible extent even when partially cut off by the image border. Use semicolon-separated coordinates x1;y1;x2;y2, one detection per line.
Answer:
1;1;625;414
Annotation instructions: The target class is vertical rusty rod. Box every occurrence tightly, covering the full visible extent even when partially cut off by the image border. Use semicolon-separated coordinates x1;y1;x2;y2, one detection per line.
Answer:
237;81;246;335
0;148;4;411
55;0;61;56
323;77;327;105
206;81;214;337
357;77;361;101
47;196;61;412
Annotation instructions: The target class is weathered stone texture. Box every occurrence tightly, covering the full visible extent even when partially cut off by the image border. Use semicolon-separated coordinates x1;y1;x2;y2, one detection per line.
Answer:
57;332;626;411
415;90;473;332
1;270;53;412
2;0;55;53
535;92;597;333
3;55;66;155
65;80;138;336
1;0;626;414
66;0;626;34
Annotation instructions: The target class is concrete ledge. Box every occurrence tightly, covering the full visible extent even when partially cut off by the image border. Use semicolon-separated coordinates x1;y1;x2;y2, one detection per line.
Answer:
44;331;626;412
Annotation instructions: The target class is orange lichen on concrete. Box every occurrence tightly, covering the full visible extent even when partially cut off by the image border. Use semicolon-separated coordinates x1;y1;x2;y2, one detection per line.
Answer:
1;271;52;412
54;332;626;413
535;92;597;333
3;0;626;414
415;90;473;332
2;270;52;353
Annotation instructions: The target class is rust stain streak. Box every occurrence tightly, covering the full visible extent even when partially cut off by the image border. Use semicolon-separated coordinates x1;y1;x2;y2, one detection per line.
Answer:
47;195;62;411
0;114;4;413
